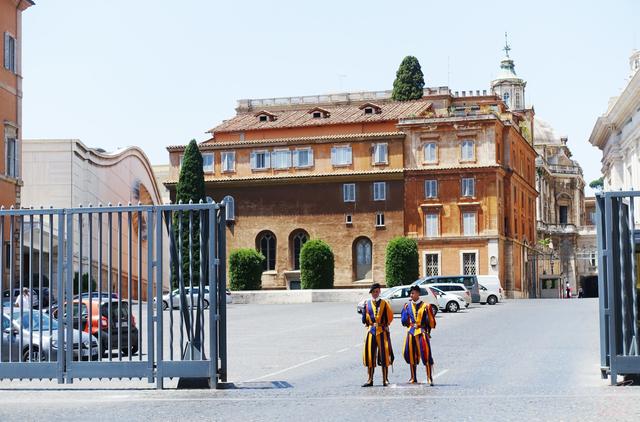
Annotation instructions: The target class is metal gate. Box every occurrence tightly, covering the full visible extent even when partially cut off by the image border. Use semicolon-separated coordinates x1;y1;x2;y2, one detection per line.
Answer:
0;199;227;388
596;191;640;384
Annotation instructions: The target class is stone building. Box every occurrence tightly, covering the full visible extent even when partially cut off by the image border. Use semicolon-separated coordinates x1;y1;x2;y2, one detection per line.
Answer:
20;139;170;299
165;86;537;296
534;121;597;297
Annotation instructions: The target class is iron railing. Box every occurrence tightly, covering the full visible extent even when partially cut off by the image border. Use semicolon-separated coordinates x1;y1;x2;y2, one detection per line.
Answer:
596;191;640;384
0;199;227;388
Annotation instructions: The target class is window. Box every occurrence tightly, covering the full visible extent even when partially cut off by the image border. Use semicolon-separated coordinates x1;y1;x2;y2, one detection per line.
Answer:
590;253;597;267
559;206;568;225
292;148;313;168
463;212;477;236
4;33;15;73
250;150;270;170
424;180;438;198
462;252;477;275
425;214;439;237
425;253;439;276
257;231;276;271
331;146;352;166
503;92;510;108
271;150;291;169
364;107;374;115
259;115;268;122
515;92;521;109
372;143;388;165
375;212;385;227
462;178;475;197
424;143;437;163
312;111;322;119
202;153;214;173
343;184;356;202
590;211;597;225
373;182;386;201
223;195;235;222
345;214;353;225
461;140;475;161
221;151;235;172
291;231;308;270
5;126;18;178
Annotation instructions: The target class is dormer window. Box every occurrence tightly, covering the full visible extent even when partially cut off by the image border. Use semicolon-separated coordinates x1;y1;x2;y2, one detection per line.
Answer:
308;107;330;119
254;110;277;122
359;102;382;115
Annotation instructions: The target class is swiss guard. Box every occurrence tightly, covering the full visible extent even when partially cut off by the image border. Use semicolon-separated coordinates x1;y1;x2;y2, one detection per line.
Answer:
361;282;394;387
401;285;436;385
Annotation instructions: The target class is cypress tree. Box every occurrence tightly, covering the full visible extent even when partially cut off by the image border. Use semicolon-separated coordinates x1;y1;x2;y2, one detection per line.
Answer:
173;139;206;288
391;56;425;101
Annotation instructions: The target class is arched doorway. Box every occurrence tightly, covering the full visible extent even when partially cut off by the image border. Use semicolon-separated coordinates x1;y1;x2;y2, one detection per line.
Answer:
256;231;276;271
353;237;372;281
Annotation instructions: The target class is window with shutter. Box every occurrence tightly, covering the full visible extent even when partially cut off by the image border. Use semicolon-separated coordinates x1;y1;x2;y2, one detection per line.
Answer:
372;143;388;165
424;143;437;163
343;184;356;202
221;152;235;172
332;146;352;166
462;178;475;197
461;140;475;161
424;180;437;198
373;182;386;201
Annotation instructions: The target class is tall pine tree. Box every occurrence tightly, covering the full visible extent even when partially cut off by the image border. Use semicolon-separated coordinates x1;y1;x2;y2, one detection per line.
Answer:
391;56;425;101
174;139;206;288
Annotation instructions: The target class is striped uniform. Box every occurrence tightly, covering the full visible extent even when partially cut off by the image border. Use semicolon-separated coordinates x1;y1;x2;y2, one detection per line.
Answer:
401;301;436;368
361;298;394;368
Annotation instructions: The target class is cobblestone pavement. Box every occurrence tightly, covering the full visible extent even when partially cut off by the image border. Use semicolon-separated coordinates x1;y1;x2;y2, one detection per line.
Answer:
0;298;639;421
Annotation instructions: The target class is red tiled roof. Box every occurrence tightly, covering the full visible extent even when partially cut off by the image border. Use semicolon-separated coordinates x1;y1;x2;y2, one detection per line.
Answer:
208;99;432;134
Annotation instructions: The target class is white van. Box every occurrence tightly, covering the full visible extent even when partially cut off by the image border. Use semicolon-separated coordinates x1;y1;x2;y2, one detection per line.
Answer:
476;275;503;300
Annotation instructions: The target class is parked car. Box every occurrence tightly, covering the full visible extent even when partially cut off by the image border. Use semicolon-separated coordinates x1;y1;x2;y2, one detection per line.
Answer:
420;282;471;306
2;288;40;308
74;292;119;300
2;310;99;362
412;275;480;303
428;286;468;313
357;286;438;316
157;286;211;310
476;275;504;299
54;298;138;357
479;284;500;305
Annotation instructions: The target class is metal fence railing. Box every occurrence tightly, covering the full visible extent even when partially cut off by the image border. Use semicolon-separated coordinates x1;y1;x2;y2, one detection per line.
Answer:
596;192;640;384
0;199;227;389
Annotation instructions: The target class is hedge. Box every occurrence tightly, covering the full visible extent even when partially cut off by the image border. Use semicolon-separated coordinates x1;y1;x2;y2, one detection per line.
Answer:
385;237;419;287
300;239;334;289
229;248;265;291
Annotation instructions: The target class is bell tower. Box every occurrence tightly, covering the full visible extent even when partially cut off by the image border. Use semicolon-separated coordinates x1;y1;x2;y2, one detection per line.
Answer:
491;33;526;110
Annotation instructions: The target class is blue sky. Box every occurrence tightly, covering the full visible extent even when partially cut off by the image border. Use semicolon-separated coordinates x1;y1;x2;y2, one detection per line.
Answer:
21;1;640;194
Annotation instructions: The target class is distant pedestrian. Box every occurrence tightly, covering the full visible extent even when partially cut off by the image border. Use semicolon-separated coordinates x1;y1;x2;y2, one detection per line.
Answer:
401;285;436;385
14;288;34;309
578;287;584;298
565;282;571;299
361;282;394;387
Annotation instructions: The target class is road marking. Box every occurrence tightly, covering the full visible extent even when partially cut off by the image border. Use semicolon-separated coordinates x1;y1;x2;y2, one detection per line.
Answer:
244;355;330;382
336;348;350;353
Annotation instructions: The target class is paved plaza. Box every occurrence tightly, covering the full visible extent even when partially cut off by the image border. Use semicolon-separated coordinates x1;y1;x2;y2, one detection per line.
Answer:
0;298;639;421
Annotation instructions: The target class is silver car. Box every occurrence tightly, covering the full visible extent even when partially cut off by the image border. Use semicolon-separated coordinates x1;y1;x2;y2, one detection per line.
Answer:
157;286;211;310
2;310;99;362
357;286;439;316
422;283;471;306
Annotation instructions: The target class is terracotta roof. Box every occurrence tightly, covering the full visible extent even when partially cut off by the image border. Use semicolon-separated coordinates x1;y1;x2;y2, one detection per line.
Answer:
166;131;406;152
164;165;503;186
207;99;432;134
164;168;405;186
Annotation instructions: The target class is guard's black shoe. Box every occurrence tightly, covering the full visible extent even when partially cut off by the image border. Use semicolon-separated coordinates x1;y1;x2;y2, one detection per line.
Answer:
361;381;373;387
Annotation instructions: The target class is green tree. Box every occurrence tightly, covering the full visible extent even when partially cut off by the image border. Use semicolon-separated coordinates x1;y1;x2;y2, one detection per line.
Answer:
589;177;604;191
391;56;425;101
300;239;334;289
229;249;265;290
73;272;97;295
385;237;419;287
173;139;206;288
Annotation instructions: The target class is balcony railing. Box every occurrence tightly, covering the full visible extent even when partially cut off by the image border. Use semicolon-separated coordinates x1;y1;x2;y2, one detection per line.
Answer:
548;164;583;176
537;222;578;234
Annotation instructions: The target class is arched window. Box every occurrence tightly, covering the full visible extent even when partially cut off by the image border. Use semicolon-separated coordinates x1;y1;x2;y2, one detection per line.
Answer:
290;230;309;270
353;237;373;281
257;231;276;271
